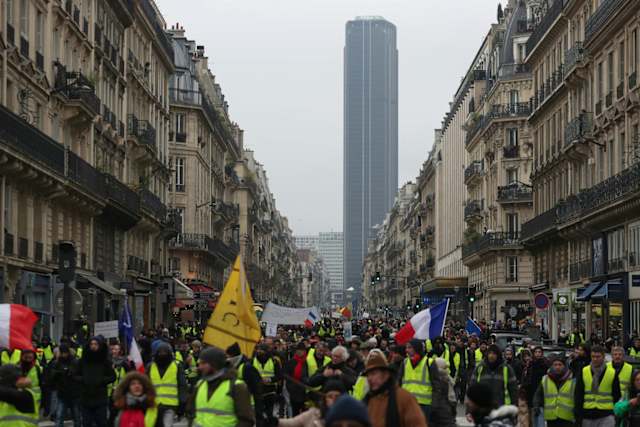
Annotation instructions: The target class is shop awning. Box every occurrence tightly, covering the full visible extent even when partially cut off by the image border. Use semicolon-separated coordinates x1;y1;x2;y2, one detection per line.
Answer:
78;273;122;296
577;282;603;302
591;279;624;299
173;278;194;299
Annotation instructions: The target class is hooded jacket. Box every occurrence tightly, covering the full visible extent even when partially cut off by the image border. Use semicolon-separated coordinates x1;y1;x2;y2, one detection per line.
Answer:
470;351;517;408
47;352;81;400
144;341;188;410
74;337;116;407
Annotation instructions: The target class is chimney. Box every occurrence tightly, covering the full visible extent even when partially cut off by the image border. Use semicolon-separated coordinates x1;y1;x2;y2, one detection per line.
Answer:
196;45;205;57
168;22;185;38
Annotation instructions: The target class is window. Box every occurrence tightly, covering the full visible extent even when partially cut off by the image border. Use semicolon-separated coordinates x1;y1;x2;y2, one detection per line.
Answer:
35;11;43;52
175;208;185;233
507;168;518;184
7;0;13;25
506;256;518;282
508;128;518;146
633;29;638;73
175;157;185;192
631;222;640;266
607;228;625;271
517;44;526;63
506;213;519;235
175;114;186;142
19;0;28;38
4;185;12;234
509;90;519;106
619;42;625;90
620;132;626;172
608;51;614;94
598;62;604;100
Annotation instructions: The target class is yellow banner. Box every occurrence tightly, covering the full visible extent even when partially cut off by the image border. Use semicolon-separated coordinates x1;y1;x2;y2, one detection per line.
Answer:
203;256;262;357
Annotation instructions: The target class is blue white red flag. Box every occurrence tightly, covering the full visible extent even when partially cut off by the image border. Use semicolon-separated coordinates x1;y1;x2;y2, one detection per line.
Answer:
119;299;144;372
395;299;449;345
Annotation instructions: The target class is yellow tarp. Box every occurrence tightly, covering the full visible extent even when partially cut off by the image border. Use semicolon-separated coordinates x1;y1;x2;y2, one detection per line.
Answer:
203;256;261;357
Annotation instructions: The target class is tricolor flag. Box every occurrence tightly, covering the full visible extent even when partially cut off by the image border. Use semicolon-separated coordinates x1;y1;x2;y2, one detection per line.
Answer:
0;304;38;350
395;299;449;345
466;317;482;336
119;299;144;373
304;311;317;328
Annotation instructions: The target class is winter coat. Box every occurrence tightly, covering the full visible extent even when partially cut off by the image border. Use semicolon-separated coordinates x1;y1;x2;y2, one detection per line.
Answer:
47;355;81;400
74;340;116;407
470;361;518;408
365;385;427;427
431;358;456;427
308;361;356;392
522;358;548;406
284;357;309;404
278;407;323;427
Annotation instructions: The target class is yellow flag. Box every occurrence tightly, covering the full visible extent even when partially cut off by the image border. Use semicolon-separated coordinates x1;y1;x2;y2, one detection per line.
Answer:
203;256;261;357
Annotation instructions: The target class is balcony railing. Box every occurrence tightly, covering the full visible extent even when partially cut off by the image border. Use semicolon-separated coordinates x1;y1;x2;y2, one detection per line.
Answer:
4;232;13;256
585;0;626;42
569;260;591;282
497;183;533;203
565;42;586;73
53;66;101;116
608;257;626;273
127;255;148;275
465;115;484;145
128;114;156;150
67;151;106;197
557;161;640;223
521;207;558;241
526;0;565;55
464;161;483;182
169;88;201;105
564;112;593;148
140;188;167;221
104;173;140;216
140;0;174;62
464;200;483;220
489;102;531;119
530;64;565;114
463;232;521;259
170;233;211;251
503;145;519;159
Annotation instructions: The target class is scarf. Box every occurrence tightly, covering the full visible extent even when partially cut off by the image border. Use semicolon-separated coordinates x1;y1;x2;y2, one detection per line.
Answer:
293;353;306;381
410;353;422;367
366;377;400;427
125;393;148;409
119;396;147;427
547;366;570;385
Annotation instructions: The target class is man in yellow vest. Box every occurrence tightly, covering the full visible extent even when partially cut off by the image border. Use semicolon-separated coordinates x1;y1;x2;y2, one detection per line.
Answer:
628;337;640;362
252;343;282;421
146;342;187;427
609;346;633;398
575;345;620;426
567;327;585;348
225;343;264;421
532;355;575;427
1;348;21;365
48;344;82;427
0;364;39;426
17;350;42;407
470;344;517;408
397;339;438;422
187;346;254;427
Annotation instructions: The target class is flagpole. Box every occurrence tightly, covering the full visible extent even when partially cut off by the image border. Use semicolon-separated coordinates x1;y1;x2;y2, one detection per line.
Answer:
440;298;450;337
122;294;128;355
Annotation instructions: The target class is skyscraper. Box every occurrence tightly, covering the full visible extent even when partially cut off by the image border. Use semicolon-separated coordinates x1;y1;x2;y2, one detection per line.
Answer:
343;17;398;300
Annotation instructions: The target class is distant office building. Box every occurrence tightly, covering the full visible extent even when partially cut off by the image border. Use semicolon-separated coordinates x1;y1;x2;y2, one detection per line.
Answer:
294;235;319;251
319;232;344;305
343;16;398;298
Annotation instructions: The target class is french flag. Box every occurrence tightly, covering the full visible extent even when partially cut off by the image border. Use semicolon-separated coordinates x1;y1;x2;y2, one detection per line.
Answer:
119;299;145;373
304;311;317;328
0;304;38;350
395;299;449;345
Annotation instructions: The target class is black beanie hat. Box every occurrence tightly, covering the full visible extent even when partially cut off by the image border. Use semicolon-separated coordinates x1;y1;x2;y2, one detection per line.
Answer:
466;382;495;409
226;343;241;357
199;347;227;369
322;378;346;394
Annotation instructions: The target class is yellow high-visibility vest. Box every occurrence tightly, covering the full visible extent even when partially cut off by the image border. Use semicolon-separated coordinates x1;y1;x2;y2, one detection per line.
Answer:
252;358;275;380
0;387;39;427
475;348;483;364
582;365;615;410
351;376;368;400
542;375;575;422
194;380;237;427
149;362;179;406
608;361;632;398
1;350;21;365
402;357;432;405
25;366;41;405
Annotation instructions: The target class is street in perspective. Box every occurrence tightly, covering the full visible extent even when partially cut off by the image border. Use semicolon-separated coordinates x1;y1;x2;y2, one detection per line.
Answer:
0;0;639;426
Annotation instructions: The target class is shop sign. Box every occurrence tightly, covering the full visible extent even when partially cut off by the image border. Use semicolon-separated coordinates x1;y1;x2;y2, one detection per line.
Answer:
632;275;640;287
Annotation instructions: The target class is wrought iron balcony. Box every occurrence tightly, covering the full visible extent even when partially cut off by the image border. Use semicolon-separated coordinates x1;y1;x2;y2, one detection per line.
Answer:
127;114;156;150
464;161;484;183
565;42;586;75
499;63;531;78
526;0;565;55
465;115;484;146
521;207;558;242
67;151;106;198
103;173;141;229
569;260;591;282
127;255;149;275
169;88;201;105
503;145;519;159
464;200;483;221
139;188;167;222
210;238;238;263
0;104;66;175
170;233;210;250
53;66;101;116
531;64;565;114
489;102;531;119
557;162;640;224
564;112;593;149
462;232;521;259
497;183;532;204
585;0;625;42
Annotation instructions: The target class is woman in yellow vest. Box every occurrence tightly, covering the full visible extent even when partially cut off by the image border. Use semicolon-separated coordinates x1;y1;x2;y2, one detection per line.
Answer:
17;350;41;407
112;371;159;427
531;355;575;427
0;364;39;427
188;347;254;427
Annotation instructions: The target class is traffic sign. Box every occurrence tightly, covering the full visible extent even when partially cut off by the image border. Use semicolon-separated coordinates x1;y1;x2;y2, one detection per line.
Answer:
534;293;550;310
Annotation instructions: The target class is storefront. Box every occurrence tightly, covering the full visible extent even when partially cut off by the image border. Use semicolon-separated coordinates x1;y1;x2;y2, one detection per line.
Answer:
15;270;53;340
578;276;626;343
75;272;123;325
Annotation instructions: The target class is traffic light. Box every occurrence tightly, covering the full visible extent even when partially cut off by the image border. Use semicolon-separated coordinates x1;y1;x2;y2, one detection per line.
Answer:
375;272;381;282
58;241;76;283
370;276;375;286
468;295;476;303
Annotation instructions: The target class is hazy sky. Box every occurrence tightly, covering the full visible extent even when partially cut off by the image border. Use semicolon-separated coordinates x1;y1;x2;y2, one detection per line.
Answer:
156;0;500;235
